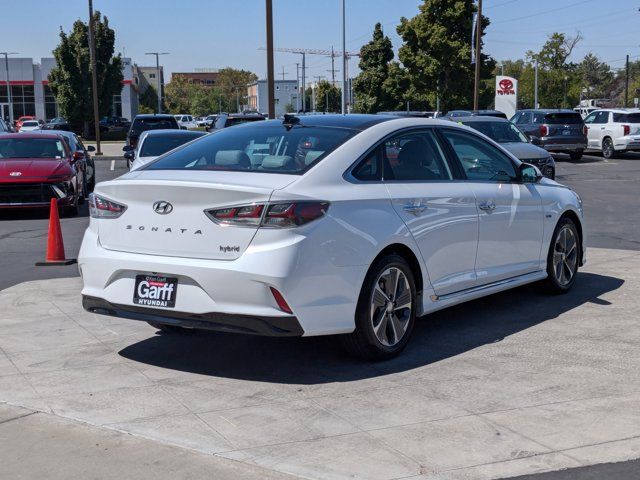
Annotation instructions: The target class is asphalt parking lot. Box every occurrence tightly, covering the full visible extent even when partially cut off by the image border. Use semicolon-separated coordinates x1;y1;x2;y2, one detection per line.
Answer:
1;150;640;479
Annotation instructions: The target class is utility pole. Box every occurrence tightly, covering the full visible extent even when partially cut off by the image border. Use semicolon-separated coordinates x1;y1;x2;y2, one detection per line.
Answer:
534;59;539;109
328;46;337;85
341;0;347;114
280;66;288;81
88;0;102;154
625;54;630;108
295;63;300;111
473;0;482;111
265;0;275;119
301;53;306;112
1;52;17;126
145;52;169;114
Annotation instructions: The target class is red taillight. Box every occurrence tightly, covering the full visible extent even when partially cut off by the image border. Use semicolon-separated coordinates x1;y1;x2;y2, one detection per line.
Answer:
539;125;549;136
206;201;329;228
88;193;127;218
583;125;588;136
270;287;293;314
623;124;630;136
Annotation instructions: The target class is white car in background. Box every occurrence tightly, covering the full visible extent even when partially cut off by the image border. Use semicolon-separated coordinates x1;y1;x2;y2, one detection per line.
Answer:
584;108;640;159
80;114;586;360
19;120;43;132
174;114;197;130
128;129;206;170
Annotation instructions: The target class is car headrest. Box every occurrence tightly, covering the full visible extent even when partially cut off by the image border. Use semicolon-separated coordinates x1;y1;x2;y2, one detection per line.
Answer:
304;150;324;165
260;155;295;170
214;150;250;167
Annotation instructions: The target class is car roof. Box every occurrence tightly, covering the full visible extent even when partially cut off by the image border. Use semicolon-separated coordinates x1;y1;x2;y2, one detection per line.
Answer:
288;114;397;130
142;129;205;137
518;109;578;113
1;133;61;139
445;115;509;123
133;114;176;119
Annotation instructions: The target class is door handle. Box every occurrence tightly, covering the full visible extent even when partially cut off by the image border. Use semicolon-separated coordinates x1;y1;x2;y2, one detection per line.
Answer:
403;203;428;215
478;201;496;212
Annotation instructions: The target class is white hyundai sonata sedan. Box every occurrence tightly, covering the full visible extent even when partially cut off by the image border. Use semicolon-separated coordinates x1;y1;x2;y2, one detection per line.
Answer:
80;114;586;359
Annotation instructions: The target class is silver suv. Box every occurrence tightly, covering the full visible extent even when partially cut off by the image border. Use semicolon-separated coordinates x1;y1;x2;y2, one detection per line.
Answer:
512;109;587;161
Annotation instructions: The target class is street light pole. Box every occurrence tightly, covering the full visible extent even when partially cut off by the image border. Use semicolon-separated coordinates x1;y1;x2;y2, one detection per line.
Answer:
145;52;169;114
88;0;102;154
473;0;482;111
265;0;275;119
1;52;18;126
341;0;346;114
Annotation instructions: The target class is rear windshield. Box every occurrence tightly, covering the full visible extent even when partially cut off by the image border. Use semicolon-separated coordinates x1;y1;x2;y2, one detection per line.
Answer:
462;121;528;143
0;138;66;159
22;121;39;127
613;113;640;123
215;116;265;129
542;113;583;124
140;133;204;157
143;123;357;174
130;117;179;135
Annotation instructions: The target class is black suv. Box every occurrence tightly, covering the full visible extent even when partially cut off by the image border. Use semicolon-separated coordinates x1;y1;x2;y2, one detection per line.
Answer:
126;114;180;149
512;109;587;161
207;113;265;131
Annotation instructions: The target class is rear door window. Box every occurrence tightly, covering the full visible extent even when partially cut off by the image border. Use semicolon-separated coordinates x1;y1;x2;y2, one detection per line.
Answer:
613;113;640;123
383;130;453;181
543;113;583;124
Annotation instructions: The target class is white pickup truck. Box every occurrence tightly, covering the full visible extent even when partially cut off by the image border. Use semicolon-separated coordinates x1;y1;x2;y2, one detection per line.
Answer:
584;108;640;159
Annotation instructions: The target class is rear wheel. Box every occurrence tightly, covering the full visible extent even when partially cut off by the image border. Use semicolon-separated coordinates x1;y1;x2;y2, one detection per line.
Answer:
569;151;582;161
342;254;416;360
543;217;580;293
602;138;616;159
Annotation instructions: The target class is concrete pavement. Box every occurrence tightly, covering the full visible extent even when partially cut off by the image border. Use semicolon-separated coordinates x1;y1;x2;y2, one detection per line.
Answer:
1;247;638;479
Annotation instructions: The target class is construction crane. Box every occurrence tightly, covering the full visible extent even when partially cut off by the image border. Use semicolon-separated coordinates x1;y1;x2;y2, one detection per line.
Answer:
259;47;360;112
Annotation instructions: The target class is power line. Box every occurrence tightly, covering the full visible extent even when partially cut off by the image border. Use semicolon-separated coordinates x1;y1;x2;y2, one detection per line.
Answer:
485;0;522;10
493;0;596;23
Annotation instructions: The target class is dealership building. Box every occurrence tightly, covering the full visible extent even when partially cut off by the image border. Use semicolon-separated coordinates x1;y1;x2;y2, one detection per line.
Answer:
0;57;137;124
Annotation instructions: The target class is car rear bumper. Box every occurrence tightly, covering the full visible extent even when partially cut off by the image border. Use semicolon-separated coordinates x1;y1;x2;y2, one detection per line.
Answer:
615;136;640;151
541;141;587;152
83;295;303;336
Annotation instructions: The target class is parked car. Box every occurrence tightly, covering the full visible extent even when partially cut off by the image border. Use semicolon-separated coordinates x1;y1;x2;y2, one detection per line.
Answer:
100;116;131;133
448;116;556;179
174;114;197;129
583;108;640;159
377;111;440;118
446;110;508;119
15;116;35;131
512;109;587;161
126;114;180;150
18;120;43;132
0;133;86;215
197;115;217;128
574;107;598;119
127;129;206;170
206;112;265;131
79;114;585;360
36;129;97;193
41;117;73;132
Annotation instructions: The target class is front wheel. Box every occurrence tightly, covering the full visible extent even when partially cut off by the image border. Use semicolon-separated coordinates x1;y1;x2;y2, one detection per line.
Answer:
544;217;580;293
342;254;417;360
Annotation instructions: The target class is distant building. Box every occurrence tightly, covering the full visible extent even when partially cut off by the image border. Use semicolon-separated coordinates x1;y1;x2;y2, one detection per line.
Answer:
247;80;298;117
0;56;137;123
172;70;219;87
135;65;164;95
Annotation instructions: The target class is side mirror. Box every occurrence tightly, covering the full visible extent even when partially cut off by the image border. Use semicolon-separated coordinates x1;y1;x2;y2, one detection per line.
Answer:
73;151;85;161
122;145;133;152
520;163;543;183
124;151;134;161
87;145;96;152
529;136;541;146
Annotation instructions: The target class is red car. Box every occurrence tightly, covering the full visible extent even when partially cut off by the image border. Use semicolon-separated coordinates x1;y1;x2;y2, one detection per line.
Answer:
15;115;35;131
0;133;86;215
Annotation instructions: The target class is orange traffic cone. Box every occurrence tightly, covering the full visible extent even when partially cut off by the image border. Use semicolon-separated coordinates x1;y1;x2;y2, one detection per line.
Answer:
35;198;77;266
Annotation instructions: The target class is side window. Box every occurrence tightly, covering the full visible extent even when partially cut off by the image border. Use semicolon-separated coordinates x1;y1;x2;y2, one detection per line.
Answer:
593;111;608;124
584;112;597;124
441;129;517;183
383;130;453;181
517;112;531;124
532;112;545;124
352;147;381;181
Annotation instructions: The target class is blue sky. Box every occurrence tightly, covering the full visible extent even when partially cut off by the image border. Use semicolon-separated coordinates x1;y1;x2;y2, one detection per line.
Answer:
5;0;639;80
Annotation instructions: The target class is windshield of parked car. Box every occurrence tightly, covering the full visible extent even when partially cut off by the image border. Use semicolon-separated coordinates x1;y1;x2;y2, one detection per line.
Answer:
22;121;40;127
129;117;179;136
140;133;205;157
462;121;528;143
0;138;66;159
143;123;357;174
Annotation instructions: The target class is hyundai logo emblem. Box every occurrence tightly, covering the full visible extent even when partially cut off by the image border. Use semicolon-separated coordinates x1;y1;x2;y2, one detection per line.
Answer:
9;171;22;177
153;201;173;215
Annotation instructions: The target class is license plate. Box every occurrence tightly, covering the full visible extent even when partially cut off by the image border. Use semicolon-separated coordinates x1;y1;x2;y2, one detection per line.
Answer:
133;275;178;308
562;130;571;135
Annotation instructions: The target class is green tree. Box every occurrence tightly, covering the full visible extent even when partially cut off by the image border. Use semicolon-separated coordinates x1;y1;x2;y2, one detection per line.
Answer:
216;68;258;112
164;76;194;113
138;84;159;113
352;23;395;113
315;80;341;112
396;0;496;112
48;12;123;136
577;53;613;99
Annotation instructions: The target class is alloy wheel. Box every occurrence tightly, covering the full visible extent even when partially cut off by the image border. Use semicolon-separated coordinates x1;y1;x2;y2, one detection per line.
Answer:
553;225;578;286
370;267;412;347
603;139;613;158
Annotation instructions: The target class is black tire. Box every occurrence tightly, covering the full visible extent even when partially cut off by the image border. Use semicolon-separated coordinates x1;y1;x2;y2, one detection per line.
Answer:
602;137;616;159
543;217;580;294
342;254;417;360
569;151;582;161
147;322;188;333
